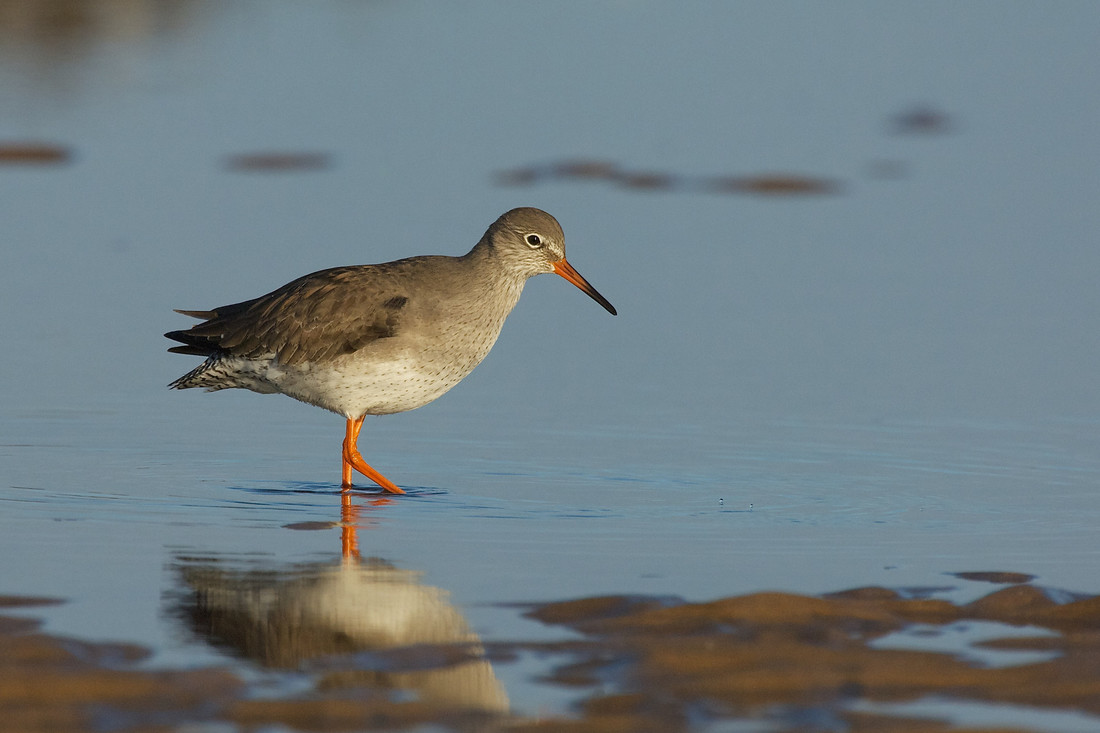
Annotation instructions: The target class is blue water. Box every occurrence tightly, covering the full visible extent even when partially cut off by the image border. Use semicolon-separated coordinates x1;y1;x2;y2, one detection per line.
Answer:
2;2;1099;726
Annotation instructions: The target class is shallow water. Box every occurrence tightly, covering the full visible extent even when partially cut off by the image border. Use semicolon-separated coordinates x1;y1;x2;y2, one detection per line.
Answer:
4;406;1100;727
2;2;1100;730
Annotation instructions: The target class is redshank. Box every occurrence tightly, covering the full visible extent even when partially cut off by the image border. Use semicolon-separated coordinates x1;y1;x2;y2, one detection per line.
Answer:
166;207;616;494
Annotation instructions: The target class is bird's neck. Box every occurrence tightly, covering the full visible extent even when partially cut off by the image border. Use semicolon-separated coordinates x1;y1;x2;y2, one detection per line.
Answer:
460;237;528;314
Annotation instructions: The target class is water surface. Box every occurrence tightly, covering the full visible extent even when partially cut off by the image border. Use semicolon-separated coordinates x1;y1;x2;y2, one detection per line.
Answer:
2;3;1099;730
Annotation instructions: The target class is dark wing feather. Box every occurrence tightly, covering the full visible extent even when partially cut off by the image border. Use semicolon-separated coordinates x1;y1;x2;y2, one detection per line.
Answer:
165;264;412;364
174;309;217;319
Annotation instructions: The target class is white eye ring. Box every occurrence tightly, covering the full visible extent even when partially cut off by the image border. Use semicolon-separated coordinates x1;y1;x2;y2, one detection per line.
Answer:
525;233;543;248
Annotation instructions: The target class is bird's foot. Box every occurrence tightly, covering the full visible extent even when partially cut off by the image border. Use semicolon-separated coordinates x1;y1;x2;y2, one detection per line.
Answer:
341;448;405;494
342;417;405;494
341;416;407;490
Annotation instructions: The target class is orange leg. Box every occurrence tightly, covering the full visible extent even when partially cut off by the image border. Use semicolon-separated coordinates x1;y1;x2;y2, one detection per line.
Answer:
341;416;405;494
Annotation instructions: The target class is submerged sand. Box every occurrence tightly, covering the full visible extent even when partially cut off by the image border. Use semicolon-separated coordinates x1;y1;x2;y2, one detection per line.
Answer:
4;574;1100;732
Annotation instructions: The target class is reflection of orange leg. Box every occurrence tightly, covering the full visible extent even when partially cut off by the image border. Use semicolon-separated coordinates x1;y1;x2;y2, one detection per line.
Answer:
341;416;405;494
340;492;360;559
340;493;396;559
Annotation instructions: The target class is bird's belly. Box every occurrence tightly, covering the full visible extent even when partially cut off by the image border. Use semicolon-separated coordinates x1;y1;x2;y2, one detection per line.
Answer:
266;353;476;418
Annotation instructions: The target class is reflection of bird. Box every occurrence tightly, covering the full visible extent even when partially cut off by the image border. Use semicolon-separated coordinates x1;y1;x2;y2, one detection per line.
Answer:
177;554;509;713
167;208;615;493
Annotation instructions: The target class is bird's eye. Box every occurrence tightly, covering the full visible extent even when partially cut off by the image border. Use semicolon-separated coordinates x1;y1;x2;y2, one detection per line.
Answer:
525;234;543;248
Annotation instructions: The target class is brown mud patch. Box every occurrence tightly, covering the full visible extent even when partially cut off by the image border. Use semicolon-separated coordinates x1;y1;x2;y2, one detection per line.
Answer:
0;142;72;165
223;151;331;172
515;582;1100;732
4;576;1100;731
496;159;841;197
0;596;241;732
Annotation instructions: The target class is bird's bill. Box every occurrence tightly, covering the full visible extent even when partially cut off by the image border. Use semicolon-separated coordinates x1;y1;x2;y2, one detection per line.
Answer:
553;259;617;315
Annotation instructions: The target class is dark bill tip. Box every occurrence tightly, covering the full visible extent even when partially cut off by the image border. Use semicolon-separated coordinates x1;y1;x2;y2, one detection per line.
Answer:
553;259;617;315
